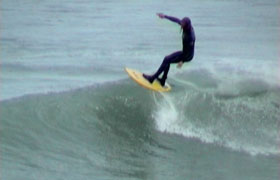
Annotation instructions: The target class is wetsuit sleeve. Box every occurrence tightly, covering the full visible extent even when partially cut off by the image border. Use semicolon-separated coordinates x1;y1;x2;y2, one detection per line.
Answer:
164;15;181;25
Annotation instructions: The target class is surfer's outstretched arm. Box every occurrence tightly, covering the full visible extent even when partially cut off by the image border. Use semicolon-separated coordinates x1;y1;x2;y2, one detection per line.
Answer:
157;13;181;25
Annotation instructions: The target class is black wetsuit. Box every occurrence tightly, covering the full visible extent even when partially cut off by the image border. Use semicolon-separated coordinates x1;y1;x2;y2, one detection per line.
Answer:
145;15;195;86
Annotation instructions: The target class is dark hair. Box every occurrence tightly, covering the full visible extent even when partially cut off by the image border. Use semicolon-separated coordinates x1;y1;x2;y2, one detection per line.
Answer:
181;17;191;30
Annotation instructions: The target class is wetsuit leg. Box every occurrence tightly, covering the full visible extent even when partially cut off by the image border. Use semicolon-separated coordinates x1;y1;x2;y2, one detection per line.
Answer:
151;51;183;83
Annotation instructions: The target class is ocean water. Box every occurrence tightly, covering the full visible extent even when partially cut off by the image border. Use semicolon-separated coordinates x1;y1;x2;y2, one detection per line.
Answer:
1;0;280;179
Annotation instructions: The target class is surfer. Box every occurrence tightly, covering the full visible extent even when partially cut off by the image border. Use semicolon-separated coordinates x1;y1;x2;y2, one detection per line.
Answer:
143;13;195;86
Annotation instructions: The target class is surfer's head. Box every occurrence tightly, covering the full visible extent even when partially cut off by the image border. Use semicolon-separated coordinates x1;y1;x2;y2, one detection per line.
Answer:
181;17;191;31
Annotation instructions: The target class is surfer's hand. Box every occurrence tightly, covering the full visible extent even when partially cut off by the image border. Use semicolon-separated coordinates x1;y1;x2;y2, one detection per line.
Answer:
157;13;165;19
177;61;183;69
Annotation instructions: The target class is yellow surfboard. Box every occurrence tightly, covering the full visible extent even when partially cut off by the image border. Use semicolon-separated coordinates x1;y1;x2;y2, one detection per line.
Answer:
125;67;171;92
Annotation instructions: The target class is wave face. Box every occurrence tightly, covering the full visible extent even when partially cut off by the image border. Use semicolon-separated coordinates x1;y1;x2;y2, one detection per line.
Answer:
1;70;279;179
1;81;163;179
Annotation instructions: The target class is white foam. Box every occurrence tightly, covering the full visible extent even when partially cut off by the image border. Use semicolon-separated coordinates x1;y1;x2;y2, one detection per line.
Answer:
152;92;280;156
152;92;219;144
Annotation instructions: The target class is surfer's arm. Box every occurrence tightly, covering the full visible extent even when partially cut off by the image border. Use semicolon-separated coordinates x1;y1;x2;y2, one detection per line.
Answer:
157;13;181;25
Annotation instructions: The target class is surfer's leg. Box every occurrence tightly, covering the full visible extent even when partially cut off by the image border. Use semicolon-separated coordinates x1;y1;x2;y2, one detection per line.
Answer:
154;51;182;78
143;51;182;84
157;51;183;86
143;60;169;83
157;64;170;86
